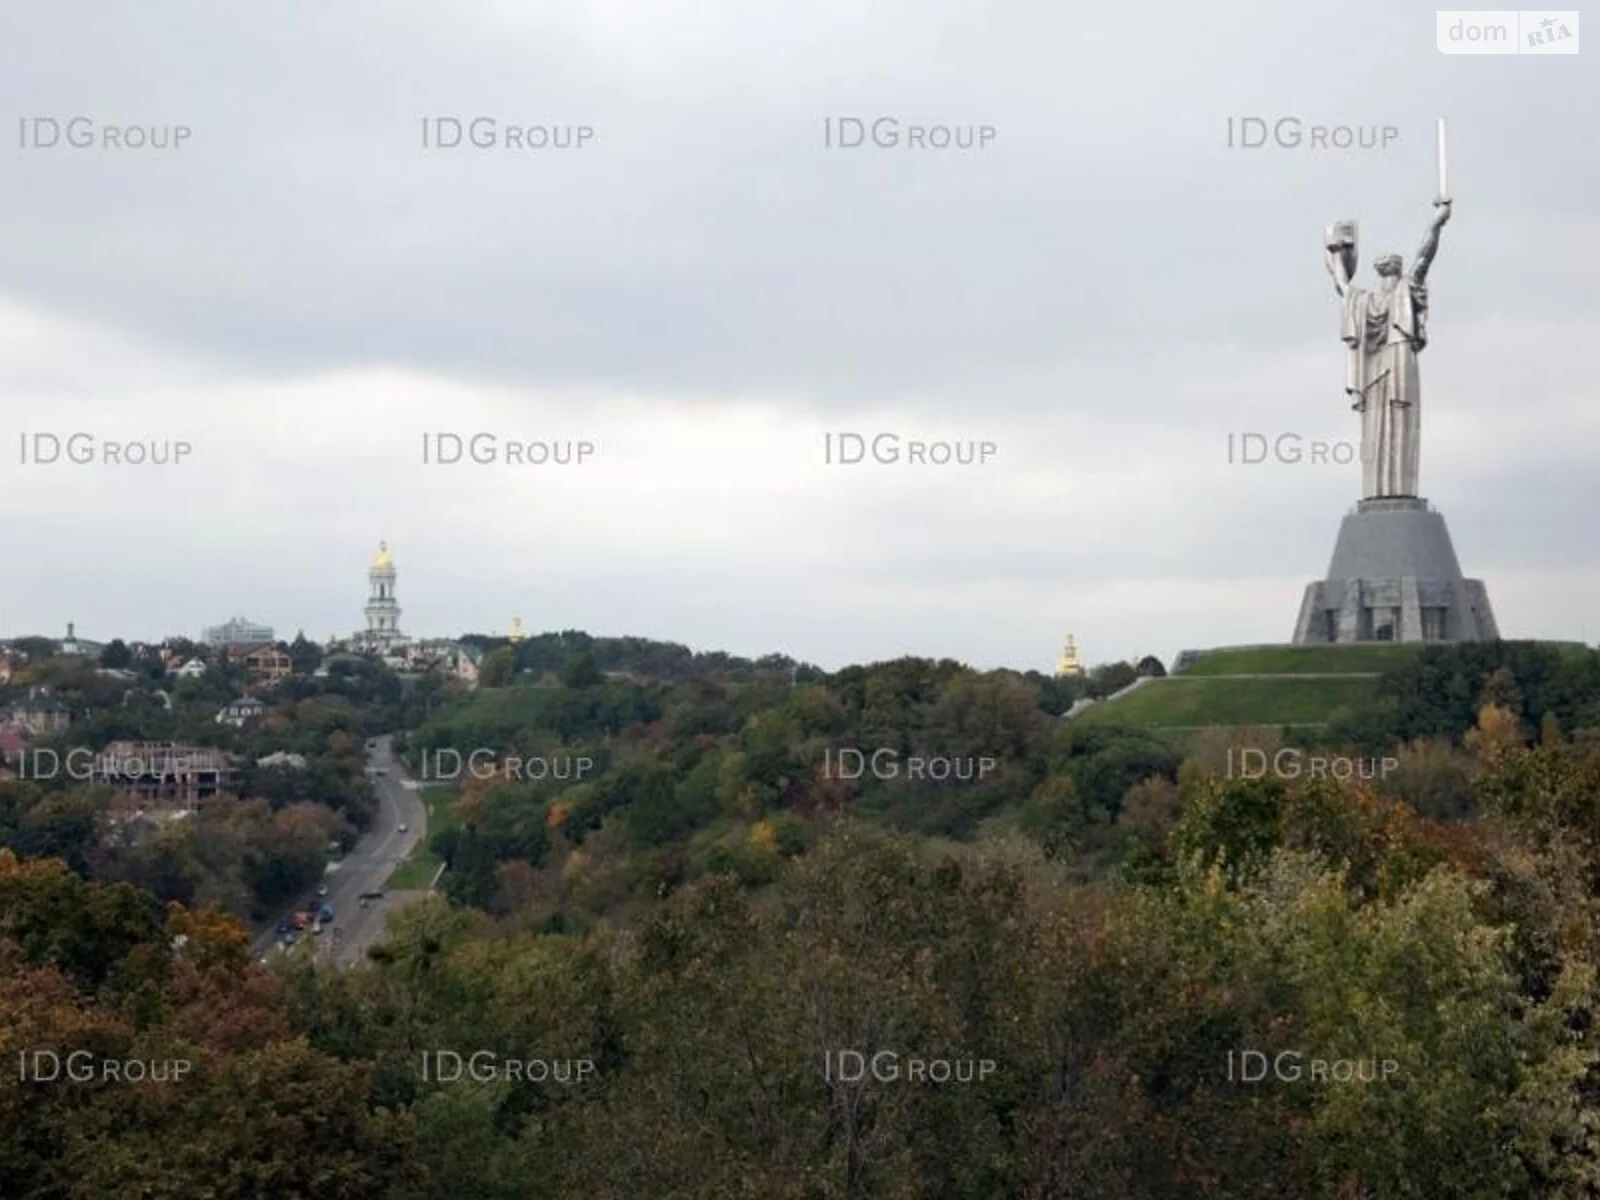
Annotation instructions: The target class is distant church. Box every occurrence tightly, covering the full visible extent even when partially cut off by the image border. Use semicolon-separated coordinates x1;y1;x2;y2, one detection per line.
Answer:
1055;634;1084;678
352;541;405;652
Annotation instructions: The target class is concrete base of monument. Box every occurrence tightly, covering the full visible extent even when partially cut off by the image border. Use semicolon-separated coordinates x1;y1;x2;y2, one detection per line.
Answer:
1292;496;1499;644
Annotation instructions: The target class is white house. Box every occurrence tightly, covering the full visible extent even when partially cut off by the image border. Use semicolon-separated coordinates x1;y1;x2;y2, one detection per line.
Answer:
216;696;266;727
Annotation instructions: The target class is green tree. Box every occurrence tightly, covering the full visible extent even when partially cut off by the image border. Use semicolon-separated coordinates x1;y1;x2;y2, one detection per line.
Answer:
560;651;605;689
478;647;515;688
99;638;133;669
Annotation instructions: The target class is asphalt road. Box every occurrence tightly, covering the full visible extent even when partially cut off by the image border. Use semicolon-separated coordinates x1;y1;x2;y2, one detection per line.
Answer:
251;734;427;967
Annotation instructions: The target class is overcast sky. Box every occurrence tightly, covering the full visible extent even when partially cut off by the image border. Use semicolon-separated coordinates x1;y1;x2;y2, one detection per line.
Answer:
1;2;1594;672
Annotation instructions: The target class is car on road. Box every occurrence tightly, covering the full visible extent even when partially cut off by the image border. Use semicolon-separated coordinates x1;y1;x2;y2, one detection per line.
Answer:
398;822;409;833
316;885;329;897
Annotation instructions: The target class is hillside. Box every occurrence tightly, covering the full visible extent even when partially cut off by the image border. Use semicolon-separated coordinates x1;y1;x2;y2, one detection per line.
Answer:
1073;643;1417;733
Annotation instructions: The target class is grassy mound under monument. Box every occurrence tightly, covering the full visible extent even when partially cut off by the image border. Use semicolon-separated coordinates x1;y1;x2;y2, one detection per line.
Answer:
1074;643;1422;732
1175;644;1420;676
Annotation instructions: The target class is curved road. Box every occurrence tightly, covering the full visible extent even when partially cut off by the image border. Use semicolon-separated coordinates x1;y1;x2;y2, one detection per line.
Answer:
251;735;427;967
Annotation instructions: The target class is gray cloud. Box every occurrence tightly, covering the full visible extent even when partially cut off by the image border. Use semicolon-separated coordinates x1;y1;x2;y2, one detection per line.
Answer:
0;0;1594;669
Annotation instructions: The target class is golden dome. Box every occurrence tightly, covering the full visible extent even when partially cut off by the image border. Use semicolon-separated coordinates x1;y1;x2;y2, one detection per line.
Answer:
1056;633;1085;677
371;541;394;570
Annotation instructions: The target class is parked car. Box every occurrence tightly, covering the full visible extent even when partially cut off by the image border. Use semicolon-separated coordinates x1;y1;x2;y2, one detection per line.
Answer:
316;885;329;897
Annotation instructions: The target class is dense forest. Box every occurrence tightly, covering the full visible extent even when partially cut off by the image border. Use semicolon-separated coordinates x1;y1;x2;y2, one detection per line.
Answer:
6;637;1600;1196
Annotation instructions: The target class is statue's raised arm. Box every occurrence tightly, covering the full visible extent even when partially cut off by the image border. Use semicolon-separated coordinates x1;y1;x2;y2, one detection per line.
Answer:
1410;198;1452;285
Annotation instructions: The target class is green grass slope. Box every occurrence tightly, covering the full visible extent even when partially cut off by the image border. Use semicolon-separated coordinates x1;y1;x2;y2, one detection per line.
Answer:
1072;643;1421;732
387;785;457;890
1075;674;1381;730
1177;644;1422;676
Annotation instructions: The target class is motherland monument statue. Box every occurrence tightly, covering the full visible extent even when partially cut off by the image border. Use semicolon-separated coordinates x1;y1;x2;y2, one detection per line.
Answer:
1292;119;1498;645
1324;194;1451;500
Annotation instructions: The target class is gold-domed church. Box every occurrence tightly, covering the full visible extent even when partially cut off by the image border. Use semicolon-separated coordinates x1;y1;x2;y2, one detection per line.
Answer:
1055;634;1085;678
352;540;405;652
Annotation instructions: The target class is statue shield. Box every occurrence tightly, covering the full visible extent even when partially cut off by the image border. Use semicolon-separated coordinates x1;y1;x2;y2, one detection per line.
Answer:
1325;220;1358;279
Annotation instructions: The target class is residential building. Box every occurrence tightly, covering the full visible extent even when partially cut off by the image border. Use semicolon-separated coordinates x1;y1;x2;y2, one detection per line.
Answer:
453;646;481;689
218;643;292;689
216;696;266;727
175;658;207;679
244;644;292;688
203;616;276;646
107;807;196;848
4;688;70;737
90;741;238;806
0;728;27;779
314;651;367;678
256;751;307;770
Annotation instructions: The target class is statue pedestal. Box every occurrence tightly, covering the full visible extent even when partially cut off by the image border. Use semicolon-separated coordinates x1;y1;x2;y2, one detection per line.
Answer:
1292;497;1498;643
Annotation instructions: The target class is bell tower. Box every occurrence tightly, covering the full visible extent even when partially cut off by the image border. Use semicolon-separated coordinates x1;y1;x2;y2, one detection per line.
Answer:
1055;634;1084;678
363;541;403;648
